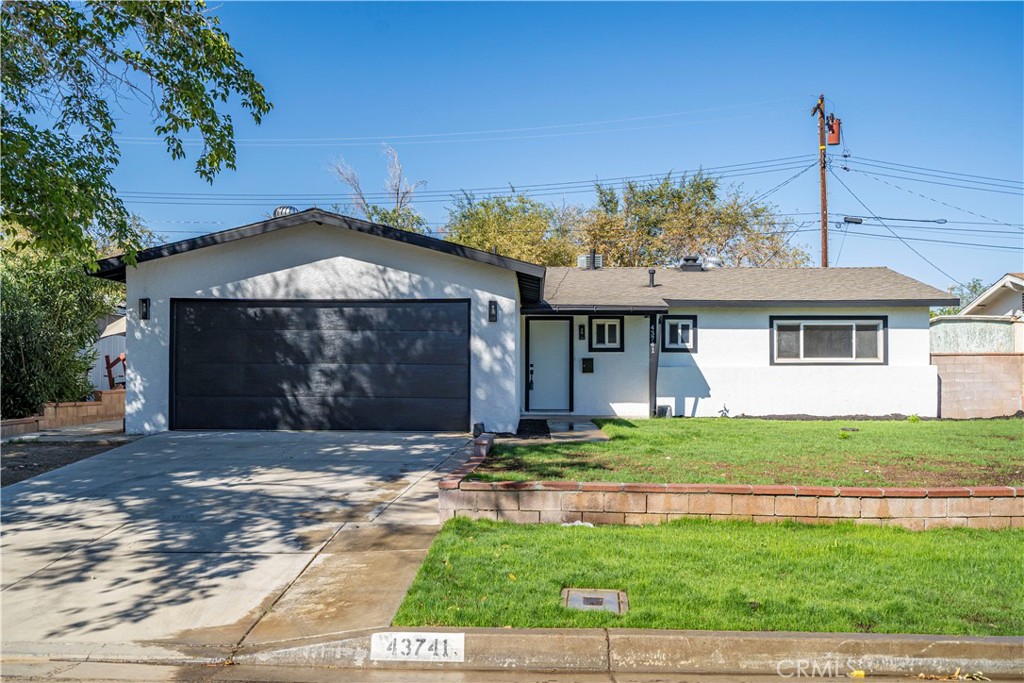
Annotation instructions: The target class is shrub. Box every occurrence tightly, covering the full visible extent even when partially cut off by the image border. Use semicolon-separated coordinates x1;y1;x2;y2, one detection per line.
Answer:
1;244;119;418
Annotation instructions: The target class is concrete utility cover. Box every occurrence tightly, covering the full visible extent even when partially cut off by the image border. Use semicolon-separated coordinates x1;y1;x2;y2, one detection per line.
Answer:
561;588;629;614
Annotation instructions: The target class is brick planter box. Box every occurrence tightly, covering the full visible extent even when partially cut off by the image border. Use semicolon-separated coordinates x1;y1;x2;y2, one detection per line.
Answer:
439;443;1023;530
1;389;125;438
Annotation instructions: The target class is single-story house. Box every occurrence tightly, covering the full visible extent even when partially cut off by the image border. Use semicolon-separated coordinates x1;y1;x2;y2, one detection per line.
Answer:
91;208;957;434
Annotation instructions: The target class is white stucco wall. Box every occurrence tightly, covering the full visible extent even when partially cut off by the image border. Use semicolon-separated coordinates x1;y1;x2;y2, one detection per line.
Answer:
523;306;939;419
124;222;521;434
519;315;651;417
658;306;937;417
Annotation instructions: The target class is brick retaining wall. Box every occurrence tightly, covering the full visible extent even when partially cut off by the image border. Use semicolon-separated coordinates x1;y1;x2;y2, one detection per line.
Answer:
439;446;1023;530
0;389;125;438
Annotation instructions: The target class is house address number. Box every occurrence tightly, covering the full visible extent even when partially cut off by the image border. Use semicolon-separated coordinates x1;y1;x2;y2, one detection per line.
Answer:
370;632;465;662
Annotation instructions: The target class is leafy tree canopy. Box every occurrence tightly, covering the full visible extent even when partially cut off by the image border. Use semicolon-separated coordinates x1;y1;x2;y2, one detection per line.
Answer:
332;145;429;234
579;174;810;268
932;277;990;317
1;233;121;418
1;1;271;261
443;193;579;266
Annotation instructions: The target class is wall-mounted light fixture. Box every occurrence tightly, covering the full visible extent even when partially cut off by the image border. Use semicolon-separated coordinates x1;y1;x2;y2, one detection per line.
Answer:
578;324;586;340
488;300;498;322
139;298;151;320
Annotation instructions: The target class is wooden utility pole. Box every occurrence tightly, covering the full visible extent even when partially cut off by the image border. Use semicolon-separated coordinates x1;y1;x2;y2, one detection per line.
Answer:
812;94;828;267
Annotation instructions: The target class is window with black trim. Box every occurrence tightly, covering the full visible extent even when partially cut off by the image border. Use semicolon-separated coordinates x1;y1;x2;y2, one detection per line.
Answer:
589;316;624;352
771;317;886;364
661;315;697;353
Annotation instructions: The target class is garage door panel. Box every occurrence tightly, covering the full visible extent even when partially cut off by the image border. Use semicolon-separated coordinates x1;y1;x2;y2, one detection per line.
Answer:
176;329;467;365
172;299;470;431
175;396;469;431
183;302;468;332
176;363;469;400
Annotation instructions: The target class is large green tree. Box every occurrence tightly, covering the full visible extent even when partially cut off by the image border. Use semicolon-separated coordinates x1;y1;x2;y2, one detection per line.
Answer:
579;174;810;268
443;193;579;266
1;1;271;261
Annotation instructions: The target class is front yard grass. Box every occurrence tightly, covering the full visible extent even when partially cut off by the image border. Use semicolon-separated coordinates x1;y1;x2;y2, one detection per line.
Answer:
470;417;1024;487
393;517;1024;636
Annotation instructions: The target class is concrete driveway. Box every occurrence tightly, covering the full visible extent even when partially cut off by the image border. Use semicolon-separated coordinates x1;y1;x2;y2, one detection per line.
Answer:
1;430;471;663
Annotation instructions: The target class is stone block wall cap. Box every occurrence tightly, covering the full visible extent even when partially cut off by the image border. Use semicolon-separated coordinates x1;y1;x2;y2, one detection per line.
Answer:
708;485;754;494
968;486;1017;497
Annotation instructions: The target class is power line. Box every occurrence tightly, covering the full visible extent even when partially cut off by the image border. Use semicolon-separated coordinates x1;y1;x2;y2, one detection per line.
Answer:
120;162;818;207
118;155;816;201
844;159;1022;190
114;97;806;145
851;222;1024;237
848;169;1024;231
848;156;1023;186
841;167;1023;196
829;169;963;285
752;162;818;202
116;111;805;148
832;229;1021;252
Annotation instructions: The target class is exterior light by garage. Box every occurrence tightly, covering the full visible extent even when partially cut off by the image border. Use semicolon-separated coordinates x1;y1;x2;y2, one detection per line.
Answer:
578;324;586;340
488;300;498;322
138;298;151;320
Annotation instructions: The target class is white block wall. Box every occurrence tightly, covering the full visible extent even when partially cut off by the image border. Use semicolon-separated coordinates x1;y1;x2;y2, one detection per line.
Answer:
124;222;521;434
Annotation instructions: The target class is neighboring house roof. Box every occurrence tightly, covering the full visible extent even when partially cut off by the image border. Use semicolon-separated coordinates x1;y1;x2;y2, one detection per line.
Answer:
959;272;1024;316
89;208;547;304
526;266;958;313
99;316;126;339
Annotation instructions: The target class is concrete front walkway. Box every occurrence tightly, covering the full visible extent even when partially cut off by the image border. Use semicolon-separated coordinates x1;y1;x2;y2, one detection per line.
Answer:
1;430;471;664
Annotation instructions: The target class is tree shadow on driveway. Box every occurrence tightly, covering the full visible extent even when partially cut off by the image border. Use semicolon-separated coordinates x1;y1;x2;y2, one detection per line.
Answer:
1;430;468;649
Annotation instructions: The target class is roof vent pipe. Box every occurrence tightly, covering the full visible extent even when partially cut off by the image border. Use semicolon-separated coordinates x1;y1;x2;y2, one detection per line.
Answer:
648;268;656;287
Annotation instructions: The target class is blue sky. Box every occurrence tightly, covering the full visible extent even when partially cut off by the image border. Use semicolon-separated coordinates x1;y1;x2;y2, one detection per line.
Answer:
110;1;1023;292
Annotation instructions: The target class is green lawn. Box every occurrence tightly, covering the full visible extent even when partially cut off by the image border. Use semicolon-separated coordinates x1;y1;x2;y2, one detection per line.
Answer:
394;517;1024;635
469;417;1024;487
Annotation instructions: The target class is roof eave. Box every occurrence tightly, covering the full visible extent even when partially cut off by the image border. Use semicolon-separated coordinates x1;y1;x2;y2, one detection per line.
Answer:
960;274;1024;315
88;209;547;303
661;298;959;308
522;303;669;315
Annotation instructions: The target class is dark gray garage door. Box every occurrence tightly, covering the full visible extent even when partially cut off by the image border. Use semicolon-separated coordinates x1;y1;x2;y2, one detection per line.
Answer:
171;299;470;431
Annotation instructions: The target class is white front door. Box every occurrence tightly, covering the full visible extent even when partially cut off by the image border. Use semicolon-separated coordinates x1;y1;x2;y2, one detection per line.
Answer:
527;318;572;411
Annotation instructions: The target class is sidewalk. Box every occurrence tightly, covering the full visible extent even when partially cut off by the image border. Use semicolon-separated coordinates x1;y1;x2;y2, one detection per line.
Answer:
230;627;1023;678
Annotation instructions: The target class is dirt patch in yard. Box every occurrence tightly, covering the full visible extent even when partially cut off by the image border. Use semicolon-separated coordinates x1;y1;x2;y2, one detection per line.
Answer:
1;442;117;487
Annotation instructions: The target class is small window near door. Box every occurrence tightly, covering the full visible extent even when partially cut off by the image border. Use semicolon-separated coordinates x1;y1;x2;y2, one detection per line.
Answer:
662;315;698;353
589;316;624;352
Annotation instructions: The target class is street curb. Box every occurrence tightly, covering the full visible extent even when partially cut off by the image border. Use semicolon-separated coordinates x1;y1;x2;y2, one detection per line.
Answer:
231;627;1024;677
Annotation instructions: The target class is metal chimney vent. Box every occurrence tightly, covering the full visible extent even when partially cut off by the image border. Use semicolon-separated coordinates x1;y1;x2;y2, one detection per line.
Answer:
576;253;604;270
678;255;703;272
273;205;299;218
